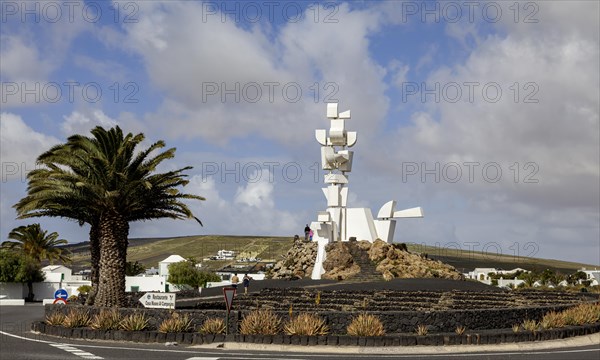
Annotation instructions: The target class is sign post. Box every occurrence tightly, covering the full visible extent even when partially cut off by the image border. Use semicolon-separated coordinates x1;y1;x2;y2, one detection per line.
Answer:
223;287;236;335
138;293;176;309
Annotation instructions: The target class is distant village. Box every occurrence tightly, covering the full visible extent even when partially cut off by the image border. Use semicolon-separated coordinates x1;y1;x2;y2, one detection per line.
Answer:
1;248;599;305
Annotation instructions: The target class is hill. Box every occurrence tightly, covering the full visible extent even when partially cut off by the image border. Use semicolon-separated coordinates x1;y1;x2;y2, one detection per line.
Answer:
63;235;597;275
66;235;295;271
408;243;597;275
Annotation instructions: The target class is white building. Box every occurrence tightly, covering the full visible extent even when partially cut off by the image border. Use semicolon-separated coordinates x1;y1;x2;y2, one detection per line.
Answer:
579;268;600;286
125;275;168;292
464;268;529;286
126;254;189;292
35;265;91;301
158;255;186;277
0;264;92;304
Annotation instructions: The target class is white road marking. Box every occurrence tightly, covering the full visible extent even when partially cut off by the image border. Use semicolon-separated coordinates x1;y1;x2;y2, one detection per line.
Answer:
0;330;103;359
2;329;599;359
50;343;103;359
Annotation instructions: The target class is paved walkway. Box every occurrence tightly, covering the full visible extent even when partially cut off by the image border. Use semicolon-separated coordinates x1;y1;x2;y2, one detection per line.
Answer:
193;333;600;355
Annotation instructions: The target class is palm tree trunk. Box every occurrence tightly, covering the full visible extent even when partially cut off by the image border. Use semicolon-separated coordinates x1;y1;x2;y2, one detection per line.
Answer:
95;211;129;307
85;223;100;305
26;282;34;302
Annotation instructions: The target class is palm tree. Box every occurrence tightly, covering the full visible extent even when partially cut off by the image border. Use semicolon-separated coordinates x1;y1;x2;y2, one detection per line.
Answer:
14;126;204;307
2;224;70;264
15;153;103;304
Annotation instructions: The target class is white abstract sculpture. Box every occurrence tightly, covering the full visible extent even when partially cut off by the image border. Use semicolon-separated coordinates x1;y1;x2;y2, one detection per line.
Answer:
310;103;424;279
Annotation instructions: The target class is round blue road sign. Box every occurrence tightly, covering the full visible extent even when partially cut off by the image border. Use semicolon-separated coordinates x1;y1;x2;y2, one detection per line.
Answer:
54;288;68;300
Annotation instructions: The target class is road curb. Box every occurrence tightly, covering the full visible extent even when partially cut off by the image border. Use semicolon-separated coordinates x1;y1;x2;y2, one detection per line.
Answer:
211;333;600;354
32;321;600;349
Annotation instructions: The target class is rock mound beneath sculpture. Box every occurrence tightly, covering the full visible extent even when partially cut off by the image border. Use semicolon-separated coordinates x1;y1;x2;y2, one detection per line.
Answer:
323;239;463;281
269;239;462;281
269;240;317;279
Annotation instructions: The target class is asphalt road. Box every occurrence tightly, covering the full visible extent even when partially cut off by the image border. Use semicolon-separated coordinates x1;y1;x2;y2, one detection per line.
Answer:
1;304;598;360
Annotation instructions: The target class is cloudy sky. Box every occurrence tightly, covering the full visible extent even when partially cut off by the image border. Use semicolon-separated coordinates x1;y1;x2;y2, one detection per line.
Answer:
1;1;598;265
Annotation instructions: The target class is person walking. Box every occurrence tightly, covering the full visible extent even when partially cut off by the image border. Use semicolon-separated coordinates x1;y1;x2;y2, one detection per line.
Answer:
243;274;252;295
231;273;239;289
304;224;311;241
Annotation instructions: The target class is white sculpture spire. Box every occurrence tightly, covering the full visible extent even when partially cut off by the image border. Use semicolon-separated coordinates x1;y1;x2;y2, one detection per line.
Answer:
315;103;356;242
310;102;425;279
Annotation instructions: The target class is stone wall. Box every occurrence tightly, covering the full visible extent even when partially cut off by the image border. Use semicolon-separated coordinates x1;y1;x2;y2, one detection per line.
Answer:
45;302;581;335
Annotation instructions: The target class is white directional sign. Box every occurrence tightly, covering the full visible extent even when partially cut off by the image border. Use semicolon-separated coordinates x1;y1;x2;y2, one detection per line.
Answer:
139;292;176;309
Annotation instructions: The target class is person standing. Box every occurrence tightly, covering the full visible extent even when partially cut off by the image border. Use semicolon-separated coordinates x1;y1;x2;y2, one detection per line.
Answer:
309;229;314;241
231;273;239;289
243;274;252;295
304;224;311;241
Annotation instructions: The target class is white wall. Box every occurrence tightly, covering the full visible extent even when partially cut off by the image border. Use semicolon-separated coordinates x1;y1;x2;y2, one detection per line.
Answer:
125;275;167;292
32;282;61;301
0;283;23;299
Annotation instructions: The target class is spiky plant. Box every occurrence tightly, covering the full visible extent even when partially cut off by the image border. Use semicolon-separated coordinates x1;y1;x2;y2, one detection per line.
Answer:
455;325;466;335
283;313;329;336
158;313;193;333
90;309;122;330
240;309;281;335
63;308;91;328
415;324;429;336
346;313;385;337
45;312;66;326
199;318;226;335
119;313;150;331
540;311;566;329
522;319;539;333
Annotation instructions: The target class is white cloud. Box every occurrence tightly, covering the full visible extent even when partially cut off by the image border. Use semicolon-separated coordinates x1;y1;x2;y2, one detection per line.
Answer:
378;1;599;264
61;110;119;136
133;172;301;237
234;171;275;208
0;35;52;82
120;2;389;147
0;113;60;180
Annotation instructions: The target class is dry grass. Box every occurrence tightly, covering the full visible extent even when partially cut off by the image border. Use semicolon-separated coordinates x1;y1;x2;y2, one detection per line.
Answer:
283;313;329;336
45;312;66;326
119;313;150;331
346;313;385;337
199;318;226;334
455;325;466;335
415;324;429;336
522;319;539;333
90;309;121;330
158;313;193;333
560;303;600;325
63;308;92;328
540;311;566;329
240;309;281;335
512;324;521;333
